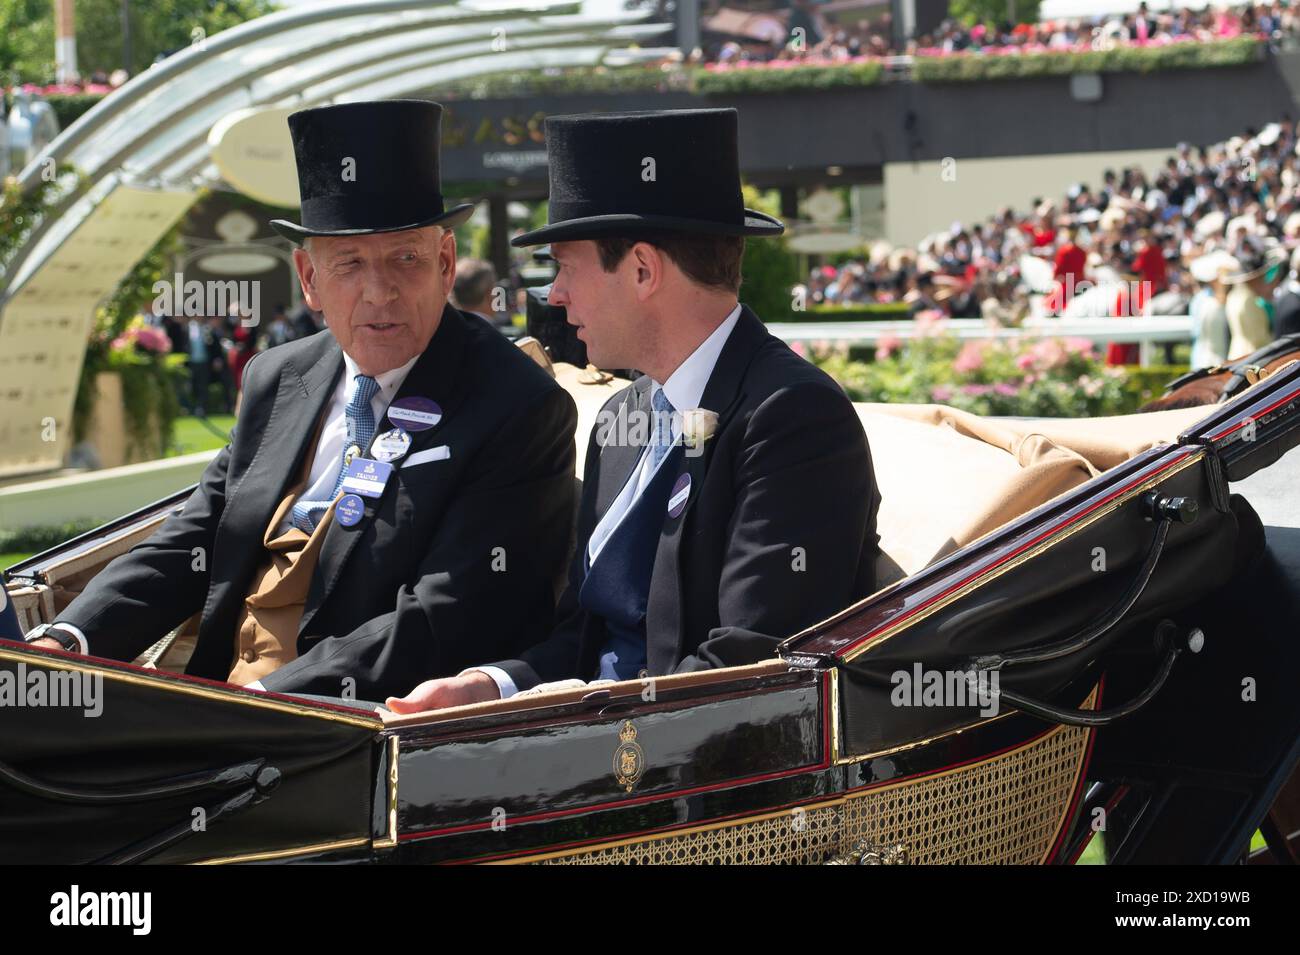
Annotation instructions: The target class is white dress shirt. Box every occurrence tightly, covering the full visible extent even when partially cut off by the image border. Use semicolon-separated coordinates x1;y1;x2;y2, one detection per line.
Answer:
472;303;742;699
51;349;420;662
273;351;420;535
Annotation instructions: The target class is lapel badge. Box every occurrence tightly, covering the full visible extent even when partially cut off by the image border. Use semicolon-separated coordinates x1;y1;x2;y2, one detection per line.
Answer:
613;720;645;793
343;444;361;467
667;472;691;519
371;427;412;463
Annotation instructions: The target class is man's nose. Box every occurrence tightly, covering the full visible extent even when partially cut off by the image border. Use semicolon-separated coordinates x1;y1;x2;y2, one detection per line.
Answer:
546;281;568;307
362;263;399;304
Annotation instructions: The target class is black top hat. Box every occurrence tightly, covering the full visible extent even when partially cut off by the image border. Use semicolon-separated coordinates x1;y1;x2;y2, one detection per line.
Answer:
510;108;784;247
270;99;475;242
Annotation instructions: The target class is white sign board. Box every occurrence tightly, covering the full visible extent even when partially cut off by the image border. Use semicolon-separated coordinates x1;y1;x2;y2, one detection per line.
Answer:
0;185;195;478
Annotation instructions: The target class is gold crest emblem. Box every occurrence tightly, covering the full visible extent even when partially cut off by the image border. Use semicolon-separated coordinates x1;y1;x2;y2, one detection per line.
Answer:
613;720;645;793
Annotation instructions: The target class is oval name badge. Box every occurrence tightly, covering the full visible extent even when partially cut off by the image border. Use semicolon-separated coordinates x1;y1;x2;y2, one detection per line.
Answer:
667;473;691;519
387;396;442;432
335;494;365;527
370;427;412;463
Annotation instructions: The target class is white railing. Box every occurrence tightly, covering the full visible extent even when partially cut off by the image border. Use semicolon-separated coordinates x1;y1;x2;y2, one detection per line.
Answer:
765;315;1192;367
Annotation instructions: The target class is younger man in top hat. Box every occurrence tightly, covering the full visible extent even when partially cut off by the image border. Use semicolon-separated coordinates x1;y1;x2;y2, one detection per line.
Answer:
387;108;881;712
27;101;577;702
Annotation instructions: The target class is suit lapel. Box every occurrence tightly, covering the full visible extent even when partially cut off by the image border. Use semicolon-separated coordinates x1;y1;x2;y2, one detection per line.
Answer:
591;377;653;524
300;304;469;635
372;303;469;457
224;333;343;558
646;306;772;672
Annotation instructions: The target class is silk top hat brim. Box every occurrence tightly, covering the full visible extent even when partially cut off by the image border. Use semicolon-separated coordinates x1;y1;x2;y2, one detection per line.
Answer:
511;209;784;247
270;203;475;241
510;108;785;248
268;99;475;242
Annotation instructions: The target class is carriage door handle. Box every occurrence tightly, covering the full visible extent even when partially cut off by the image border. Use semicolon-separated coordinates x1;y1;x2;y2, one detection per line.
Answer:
968;492;1201;727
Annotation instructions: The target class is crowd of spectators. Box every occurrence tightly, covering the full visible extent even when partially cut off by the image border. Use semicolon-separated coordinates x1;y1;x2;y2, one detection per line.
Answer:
700;1;1299;66
799;117;1300;366
152;304;322;416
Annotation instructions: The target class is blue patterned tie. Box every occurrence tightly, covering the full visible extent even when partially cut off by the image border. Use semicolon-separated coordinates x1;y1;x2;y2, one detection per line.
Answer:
650;388;675;470
291;373;380;533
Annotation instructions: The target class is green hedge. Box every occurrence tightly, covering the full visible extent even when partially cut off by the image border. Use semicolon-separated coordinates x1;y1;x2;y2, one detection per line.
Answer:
436;39;1258;98
911;36;1265;83
437;60;885;99
1120;364;1189;408
789;303;912;322
0;520;104;559
693;60;885;94
438;66;691;99
45;93;106;129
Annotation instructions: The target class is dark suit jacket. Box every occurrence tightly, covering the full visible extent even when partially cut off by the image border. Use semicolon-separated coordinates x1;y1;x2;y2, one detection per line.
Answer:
493;305;880;691
59;305;577;700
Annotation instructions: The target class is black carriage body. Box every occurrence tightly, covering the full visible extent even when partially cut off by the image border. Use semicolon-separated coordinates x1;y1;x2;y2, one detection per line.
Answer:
0;647;380;864
3;364;1300;864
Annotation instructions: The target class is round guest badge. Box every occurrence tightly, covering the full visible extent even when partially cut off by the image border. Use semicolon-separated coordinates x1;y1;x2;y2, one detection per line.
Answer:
370;427;412;463
387;397;442;431
667;473;691;518
335;494;365;527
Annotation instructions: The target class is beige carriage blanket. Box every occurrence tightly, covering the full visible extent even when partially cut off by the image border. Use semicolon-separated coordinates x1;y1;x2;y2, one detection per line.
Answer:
854;402;1212;585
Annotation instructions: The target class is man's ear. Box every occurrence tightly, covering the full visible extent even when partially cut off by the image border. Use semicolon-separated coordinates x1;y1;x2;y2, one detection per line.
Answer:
439;226;457;288
292;247;322;311
630;240;664;302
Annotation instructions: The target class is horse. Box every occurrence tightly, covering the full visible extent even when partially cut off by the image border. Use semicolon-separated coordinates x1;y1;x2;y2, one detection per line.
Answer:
1140;334;1300;411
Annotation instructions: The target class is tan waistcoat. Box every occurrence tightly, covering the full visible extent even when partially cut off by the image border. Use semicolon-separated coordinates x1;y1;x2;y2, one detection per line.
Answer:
228;417;336;686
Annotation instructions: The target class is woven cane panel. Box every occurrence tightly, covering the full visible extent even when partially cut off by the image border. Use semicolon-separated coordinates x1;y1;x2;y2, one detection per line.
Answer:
533;720;1088;865
538;804;845;865
841;718;1090;864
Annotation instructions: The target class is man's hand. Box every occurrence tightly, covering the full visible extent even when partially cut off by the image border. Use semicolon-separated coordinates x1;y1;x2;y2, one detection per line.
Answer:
384;671;500;714
25;637;64;651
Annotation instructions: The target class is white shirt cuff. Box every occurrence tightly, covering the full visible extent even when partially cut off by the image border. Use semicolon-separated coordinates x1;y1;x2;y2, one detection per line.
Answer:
50;622;89;655
463;665;518;699
245;680;266;691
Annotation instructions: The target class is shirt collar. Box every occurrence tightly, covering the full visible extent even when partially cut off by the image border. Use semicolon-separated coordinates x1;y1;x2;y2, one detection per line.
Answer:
652;303;742;415
341;350;420;405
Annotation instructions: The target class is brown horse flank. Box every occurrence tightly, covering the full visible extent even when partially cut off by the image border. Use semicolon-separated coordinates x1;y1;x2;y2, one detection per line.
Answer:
1141;334;1300;411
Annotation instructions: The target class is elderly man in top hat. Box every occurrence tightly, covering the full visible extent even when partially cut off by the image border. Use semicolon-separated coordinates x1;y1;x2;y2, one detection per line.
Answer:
387;107;881;712
24;100;577;702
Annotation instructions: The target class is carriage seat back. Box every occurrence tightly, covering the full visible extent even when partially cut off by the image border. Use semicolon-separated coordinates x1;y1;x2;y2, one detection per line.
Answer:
858;402;1213;587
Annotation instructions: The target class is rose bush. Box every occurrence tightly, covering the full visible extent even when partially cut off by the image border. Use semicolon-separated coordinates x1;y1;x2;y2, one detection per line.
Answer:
812;327;1180;417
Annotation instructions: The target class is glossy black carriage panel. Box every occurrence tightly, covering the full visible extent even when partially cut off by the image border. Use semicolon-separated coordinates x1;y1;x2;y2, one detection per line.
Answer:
391;675;825;860
789;446;1254;758
0;644;380;864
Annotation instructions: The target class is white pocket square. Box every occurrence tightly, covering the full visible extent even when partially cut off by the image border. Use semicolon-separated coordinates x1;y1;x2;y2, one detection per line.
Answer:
401;445;451;468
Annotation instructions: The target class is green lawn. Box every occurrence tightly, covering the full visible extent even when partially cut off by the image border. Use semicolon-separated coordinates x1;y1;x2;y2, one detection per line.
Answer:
168;415;234;457
0;416;230;572
1076;828;1268;864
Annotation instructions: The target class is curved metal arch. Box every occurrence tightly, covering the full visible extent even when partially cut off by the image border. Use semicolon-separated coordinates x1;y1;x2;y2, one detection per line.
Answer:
3;0;668;302
158;38;653;188
138;23;670;185
16;0;572;189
